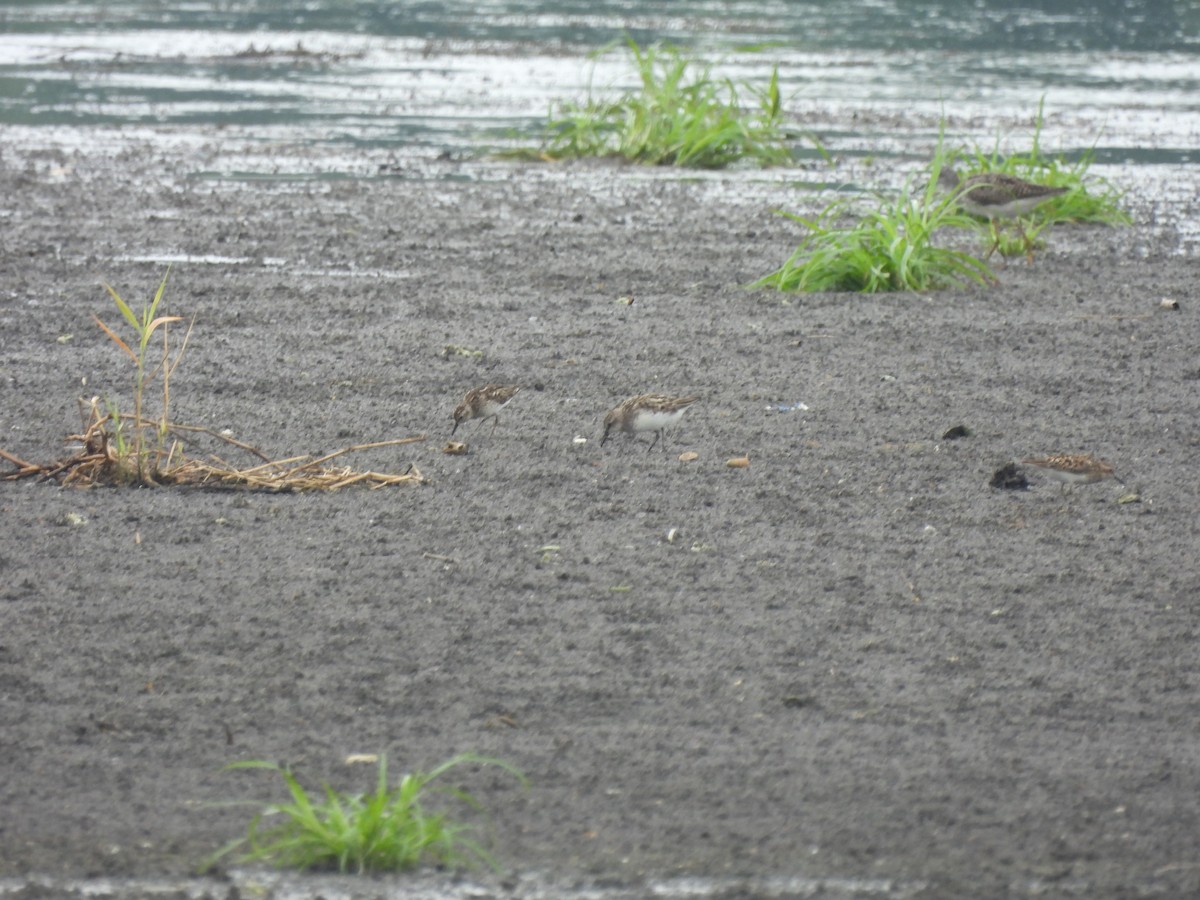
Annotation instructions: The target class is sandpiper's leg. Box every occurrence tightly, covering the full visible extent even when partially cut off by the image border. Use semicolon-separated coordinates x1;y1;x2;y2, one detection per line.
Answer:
983;221;1001;260
1018;219;1037;264
646;431;661;452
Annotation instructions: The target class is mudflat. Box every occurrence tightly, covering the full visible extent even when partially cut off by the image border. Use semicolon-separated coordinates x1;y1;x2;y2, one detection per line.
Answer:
1;140;1198;899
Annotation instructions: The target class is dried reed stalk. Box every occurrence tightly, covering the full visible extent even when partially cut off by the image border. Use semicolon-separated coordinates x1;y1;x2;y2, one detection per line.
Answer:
1;400;425;492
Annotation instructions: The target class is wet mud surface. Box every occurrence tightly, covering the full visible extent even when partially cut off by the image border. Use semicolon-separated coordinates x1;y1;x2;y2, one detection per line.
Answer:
1;141;1199;899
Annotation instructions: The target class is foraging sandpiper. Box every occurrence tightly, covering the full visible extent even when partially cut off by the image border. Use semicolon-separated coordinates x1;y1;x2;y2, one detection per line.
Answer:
451;384;522;435
1021;453;1118;492
601;394;698;452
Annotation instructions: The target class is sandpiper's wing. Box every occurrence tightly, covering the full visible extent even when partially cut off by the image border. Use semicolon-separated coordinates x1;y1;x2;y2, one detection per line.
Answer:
637;394;699;413
962;173;1066;205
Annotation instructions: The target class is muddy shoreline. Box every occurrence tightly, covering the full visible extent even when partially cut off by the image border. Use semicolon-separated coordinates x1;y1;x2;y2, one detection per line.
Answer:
1;135;1199;899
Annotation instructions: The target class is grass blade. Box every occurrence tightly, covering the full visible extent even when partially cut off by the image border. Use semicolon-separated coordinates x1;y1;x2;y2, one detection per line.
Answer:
92;314;137;363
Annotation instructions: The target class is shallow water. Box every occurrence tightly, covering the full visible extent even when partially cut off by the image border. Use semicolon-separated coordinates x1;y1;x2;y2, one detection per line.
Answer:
2;0;1199;179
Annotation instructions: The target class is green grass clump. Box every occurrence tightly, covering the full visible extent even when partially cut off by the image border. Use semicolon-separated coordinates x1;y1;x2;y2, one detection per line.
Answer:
951;97;1130;253
751;171;993;293
512;39;819;168
206;753;526;875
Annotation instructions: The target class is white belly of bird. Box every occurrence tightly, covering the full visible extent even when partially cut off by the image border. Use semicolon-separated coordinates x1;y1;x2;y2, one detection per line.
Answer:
478;398;509;418
631;408;688;432
1041;467;1103;484
966;196;1052;219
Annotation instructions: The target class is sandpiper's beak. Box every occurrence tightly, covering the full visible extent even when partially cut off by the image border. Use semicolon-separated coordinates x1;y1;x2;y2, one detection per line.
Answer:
450;418;461;436
600;426;610;446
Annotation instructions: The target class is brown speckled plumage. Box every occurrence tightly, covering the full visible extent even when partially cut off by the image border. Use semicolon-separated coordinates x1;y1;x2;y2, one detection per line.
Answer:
451;384;522;435
601;394;698;451
1021;453;1117;489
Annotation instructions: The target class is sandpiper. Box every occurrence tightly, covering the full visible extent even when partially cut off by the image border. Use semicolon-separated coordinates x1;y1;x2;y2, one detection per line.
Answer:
451;384;522;435
601;394;698;452
939;166;1068;260
1021;453;1118;492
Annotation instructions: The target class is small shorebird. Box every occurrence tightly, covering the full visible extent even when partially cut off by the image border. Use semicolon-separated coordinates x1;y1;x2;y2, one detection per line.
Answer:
451;384;522;435
939;167;1068;260
601;394;698;452
1021;453;1118;493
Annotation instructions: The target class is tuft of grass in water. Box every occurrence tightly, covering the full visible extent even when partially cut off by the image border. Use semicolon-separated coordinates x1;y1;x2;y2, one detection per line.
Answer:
948;97;1130;256
204;753;526;875
508;39;821;168
751;166;993;293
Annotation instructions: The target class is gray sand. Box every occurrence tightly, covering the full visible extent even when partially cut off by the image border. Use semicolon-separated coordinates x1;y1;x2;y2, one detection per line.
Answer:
1;142;1198;899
